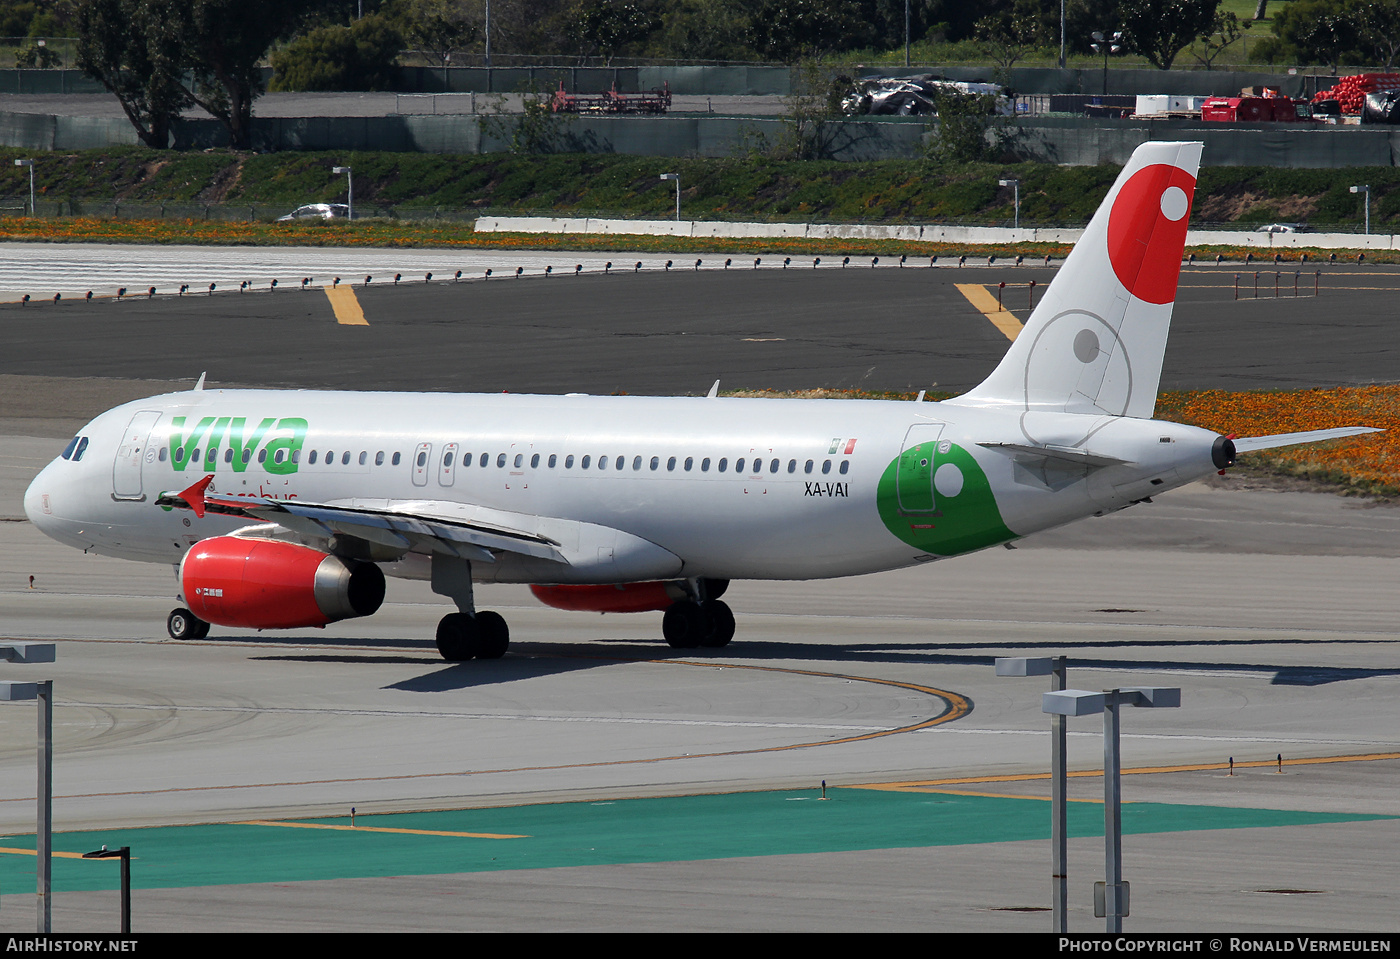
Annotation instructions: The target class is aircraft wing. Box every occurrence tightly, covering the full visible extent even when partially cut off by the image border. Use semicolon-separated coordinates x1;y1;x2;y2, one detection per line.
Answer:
156;475;566;564
1232;427;1383;453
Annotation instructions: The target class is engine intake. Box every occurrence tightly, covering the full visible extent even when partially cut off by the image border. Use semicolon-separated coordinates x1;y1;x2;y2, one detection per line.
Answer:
1212;435;1237;470
181;536;385;629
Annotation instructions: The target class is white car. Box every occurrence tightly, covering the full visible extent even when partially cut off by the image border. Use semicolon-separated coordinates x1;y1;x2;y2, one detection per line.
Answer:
277;203;350;222
1255;223;1305;233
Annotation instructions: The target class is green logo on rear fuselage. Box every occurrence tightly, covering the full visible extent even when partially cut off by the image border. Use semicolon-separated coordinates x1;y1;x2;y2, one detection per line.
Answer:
876;440;1015;555
168;416;307;475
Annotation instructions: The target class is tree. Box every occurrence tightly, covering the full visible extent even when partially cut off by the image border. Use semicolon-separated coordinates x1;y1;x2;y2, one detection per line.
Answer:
926;88;1009;163
1191;10;1251;70
975;0;1051;69
76;0;190;148
270;14;405;92
1350;0;1400;71
568;0;662;64
746;0;866;63
184;1;320;149
1119;0;1221;69
1262;0;1359;71
398;0;480;68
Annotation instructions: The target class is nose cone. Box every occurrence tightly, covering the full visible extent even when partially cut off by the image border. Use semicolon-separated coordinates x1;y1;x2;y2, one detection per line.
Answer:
24;461;54;529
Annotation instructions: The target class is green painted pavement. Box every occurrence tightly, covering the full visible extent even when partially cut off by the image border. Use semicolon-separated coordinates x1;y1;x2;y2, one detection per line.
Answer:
0;788;1389;893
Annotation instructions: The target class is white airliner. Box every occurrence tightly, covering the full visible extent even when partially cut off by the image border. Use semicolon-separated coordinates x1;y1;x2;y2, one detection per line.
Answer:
23;142;1377;660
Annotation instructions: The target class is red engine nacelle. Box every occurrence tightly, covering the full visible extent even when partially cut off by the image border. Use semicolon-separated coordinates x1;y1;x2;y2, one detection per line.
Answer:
530;581;684;613
181;536;385;629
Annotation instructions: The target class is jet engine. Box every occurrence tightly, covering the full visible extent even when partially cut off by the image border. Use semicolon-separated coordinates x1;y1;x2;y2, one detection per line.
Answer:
530;581;685;613
180;536;385;629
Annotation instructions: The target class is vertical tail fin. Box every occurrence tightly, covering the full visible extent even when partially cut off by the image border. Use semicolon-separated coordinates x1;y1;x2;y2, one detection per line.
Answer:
952;141;1202;419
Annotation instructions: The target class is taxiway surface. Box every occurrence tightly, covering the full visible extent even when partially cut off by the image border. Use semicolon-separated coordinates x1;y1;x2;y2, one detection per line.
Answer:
0;259;1393;931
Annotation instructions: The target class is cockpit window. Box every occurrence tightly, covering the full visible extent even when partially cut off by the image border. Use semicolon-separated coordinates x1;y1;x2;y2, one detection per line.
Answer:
60;436;79;460
72;437;89;462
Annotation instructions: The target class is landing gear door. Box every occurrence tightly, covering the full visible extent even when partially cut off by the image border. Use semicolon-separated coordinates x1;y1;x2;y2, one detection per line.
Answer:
896;423;945;515
112;410;162;501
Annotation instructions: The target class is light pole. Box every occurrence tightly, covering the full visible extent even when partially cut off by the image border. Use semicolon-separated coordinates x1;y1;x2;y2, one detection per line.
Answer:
995;656;1068;932
1;642;58;933
1090;31;1122;97
14;158;34;216
1042;684;1181;933
660;173;680;221
83;846;131;933
1350;184;1370;235
999;178;1021;231
333;166;353;220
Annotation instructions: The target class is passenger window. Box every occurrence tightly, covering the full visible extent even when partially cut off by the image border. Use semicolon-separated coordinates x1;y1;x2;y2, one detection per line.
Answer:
376;451;385;466
358;451;367;465
341;451;351;465
416;451;427;467
581;455;590;469
258;449;268;464
310;450;318;464
192;448;201;463
159;448;167;462
565;455;574;468
717;457;727;472
804;459;813;473
497;453;506;468
548;454;557;468
531;453;540;468
480;452;488;467
651;456;660;471
392;452;402;466
291;450;301;464
223;448;233;463
787;459;797;473
206;448;217;463
443;451;454;468
840;460;849;474
275;450;286;464
615;455;624;470
770;458;779;473
735;457;746;473
599;455;608;470
514;454;523;468
242;449;251;464
822;460;831;474
326;450;334;463
670;457;678;471
632;455;642;471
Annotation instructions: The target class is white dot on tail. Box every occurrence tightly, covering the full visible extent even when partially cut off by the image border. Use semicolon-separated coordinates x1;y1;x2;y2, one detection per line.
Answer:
934;462;964;498
1160;186;1188;221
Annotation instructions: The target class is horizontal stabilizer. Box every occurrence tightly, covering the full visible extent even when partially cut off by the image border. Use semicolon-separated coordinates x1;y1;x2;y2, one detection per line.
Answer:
979;442;1132;468
1233;427;1382;453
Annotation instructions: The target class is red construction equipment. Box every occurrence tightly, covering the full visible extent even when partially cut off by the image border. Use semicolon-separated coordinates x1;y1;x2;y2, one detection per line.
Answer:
551;82;671;115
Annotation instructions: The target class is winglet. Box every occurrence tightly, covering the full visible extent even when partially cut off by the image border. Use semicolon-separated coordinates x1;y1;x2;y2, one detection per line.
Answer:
175;475;215;518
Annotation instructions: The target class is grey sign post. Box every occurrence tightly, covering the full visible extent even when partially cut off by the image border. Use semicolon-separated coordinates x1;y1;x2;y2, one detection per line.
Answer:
995;656;1068;932
1;642;57;933
1042;685;1180;933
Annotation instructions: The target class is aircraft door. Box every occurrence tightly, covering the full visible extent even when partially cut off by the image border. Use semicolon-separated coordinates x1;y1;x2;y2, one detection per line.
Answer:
112;410;162;501
439;443;459;487
895;423;944;515
412;443;432;487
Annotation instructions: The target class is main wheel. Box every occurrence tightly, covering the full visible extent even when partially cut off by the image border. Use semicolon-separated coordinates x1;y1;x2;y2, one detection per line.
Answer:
435;612;479;661
167;607;208;640
474;611;510;659
663;601;706;649
699;600;735;648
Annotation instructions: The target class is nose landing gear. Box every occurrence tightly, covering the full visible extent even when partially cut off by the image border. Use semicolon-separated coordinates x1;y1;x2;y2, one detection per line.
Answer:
167;607;210;640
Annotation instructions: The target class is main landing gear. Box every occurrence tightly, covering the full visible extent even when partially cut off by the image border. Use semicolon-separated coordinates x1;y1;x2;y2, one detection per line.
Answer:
435;610;510;662
661;599;736;649
167;607;210;640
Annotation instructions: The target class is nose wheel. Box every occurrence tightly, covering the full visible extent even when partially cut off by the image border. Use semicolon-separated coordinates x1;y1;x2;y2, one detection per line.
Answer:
167;607;211;640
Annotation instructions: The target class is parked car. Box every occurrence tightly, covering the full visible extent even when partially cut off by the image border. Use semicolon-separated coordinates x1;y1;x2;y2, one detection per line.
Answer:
1255;223;1307;234
278;203;350;222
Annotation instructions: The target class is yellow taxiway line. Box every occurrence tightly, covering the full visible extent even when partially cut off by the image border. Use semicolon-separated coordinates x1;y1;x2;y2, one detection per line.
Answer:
955;283;1023;341
324;283;368;326
236;819;527;839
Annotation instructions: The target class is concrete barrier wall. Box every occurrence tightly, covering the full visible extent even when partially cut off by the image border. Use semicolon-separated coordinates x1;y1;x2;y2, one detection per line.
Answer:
476;215;1395;250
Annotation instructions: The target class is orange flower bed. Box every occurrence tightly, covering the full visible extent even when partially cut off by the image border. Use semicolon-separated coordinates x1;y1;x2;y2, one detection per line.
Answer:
1155;386;1400;495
